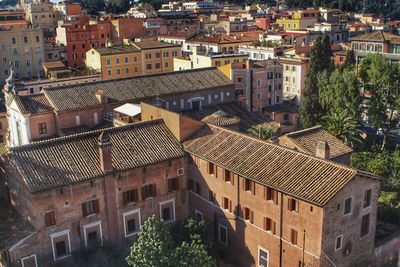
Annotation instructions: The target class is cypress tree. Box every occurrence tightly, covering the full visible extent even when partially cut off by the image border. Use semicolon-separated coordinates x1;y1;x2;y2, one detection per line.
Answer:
299;35;333;128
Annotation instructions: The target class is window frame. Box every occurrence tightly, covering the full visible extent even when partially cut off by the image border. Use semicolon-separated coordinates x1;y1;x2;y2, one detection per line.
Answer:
123;209;141;237
83;220;103;247
44;210;56;227
218;224;228;246
50;230;71;261
21;254;38;267
258;246;269;267
335;234;343;251
344;196;352;216
159;198;176;224
363;189;372;209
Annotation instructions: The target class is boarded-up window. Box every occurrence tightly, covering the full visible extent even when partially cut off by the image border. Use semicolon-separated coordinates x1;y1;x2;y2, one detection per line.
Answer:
45;210;56;227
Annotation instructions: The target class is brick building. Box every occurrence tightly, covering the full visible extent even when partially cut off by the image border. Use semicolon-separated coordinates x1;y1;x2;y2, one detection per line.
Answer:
5;68;234;147
0;119;188;266
0;102;383;267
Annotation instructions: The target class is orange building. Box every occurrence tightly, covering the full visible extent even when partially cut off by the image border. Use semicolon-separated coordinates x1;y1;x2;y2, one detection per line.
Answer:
0;11;29;29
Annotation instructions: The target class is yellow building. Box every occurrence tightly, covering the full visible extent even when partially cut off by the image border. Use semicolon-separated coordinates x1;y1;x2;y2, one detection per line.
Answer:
85;41;181;80
276;10;320;30
174;46;248;71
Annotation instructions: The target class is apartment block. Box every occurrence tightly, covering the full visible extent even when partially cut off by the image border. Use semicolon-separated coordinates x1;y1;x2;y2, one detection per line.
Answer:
0;11;29;30
279;56;308;105
25;2;57;35
0;28;45;83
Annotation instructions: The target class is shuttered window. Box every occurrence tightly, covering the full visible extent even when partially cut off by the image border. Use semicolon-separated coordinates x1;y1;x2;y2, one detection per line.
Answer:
82;199;99;217
288;198;299;212
243;207;254;223
45;210;56;227
142;184;156;200
291;229;298;245
123;189;138;205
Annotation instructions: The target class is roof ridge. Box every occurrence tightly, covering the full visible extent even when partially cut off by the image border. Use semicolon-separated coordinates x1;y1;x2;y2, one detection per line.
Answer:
284;125;323;137
10;119;165;152
204;123;357;173
43;67;221;92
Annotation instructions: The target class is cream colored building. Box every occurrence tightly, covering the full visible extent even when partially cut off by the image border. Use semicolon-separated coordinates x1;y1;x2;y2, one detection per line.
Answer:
0;28;45;84
279;56;308;105
25;2;57;34
174;46;248;71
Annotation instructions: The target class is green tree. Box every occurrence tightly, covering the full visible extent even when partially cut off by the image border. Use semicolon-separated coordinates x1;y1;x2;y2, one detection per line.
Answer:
79;0;105;15
247;124;278;140
343;49;356;69
318;67;361;120
106;0;131;14
360;53;400;149
300;35;333;128
172;235;217;267
322;109;362;148
126;215;173;267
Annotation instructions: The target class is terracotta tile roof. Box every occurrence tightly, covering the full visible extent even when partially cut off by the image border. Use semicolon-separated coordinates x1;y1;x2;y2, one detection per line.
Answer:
0;199;35;249
182;102;270;132
133;40;181;50
350;30;400;44
42;60;65;70
14;94;53;114
183;125;379;206
43;68;233;112
281;126;353;159
9;120;184;193
93;46;140;55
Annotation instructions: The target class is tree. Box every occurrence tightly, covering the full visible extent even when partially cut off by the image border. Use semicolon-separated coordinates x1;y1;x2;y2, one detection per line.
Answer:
300;35;333;128
126;215;173;267
247;124;278;140
322;109;362;148
79;0;105;15
105;0;131;14
359;53;400;149
343;49;356;69
318;67;361;120
172;235;217;267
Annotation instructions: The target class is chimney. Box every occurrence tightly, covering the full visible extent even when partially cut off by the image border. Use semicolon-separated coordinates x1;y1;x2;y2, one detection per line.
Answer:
98;131;113;174
95;90;108;104
316;141;330;159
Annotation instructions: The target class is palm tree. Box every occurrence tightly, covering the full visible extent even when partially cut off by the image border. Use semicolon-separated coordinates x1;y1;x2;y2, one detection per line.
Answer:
247;124;278;141
322;109;362;148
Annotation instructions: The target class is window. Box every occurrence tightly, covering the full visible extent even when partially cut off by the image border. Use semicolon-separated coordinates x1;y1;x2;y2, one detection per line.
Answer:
12;48;17;55
125;68;129;74
82;199;99;216
172;51;178;57
168;177;179;192
122;188;138;205
344;197;352;215
160;199;175;223
165;62;169;68
243;178;255;194
224;169;233;184
115;58;120;64
142;184;156;200
123;209;141;237
163;51;169;57
45;211;56;227
107;69;112;76
106;59;110;65
288;198;299;212
361;213;370;237
38;123;47;134
291;229;298;245
146;53;151;59
21;254;37;267
263;217;276;234
208;162;214;175
11;37;16;44
222;197;232;212
243;207;254;223
265;187;278;204
50;230;71;260
116;69;121;75
125;57;128;63
195;182;201;195
237;77;243;82
26;59;30;66
24;36;28;43
219;224;228;246
155;63;161;69
146;64;152;70
335;235;343;250
133;56;137;62
187;179;194;191
257;80;261;86
156;52;161;58
363;189;372;208
258;247;269;267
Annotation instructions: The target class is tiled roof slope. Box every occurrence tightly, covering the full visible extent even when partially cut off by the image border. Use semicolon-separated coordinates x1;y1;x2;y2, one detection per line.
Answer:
43;68;233;112
284;126;353;158
183;125;378;206
9;120;184;193
351;30;400;44
14;94;53;114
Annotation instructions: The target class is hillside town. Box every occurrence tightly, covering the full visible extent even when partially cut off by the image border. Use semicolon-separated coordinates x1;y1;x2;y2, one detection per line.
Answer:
1;0;400;266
